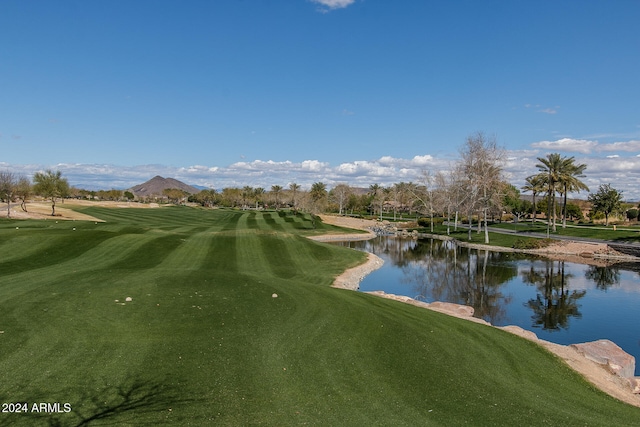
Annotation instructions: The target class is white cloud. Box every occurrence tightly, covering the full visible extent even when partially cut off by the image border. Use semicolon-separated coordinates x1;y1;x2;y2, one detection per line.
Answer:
597;140;640;152
5;148;640;201
509;154;640;200
411;155;434;166
377;155;436;168
300;160;329;172
531;138;599;154
312;0;356;11
182;165;219;173
336;160;396;177
523;104;559;114
377;156;399;166
538;107;558;115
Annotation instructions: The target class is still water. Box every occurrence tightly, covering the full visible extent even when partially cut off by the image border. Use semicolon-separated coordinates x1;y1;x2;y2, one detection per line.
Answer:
335;236;640;375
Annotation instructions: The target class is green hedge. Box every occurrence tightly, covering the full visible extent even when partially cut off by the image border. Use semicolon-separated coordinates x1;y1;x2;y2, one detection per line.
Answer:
417;217;444;227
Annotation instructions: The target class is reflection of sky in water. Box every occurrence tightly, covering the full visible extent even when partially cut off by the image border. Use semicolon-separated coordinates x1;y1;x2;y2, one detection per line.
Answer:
333;237;640;375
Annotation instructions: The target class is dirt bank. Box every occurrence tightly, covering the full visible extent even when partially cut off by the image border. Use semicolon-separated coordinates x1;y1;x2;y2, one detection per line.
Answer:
1;200;162;223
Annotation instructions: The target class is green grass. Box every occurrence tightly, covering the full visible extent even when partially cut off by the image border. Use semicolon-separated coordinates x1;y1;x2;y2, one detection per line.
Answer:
419;224;532;248
422;221;640;247
1;206;639;426
490;221;640;243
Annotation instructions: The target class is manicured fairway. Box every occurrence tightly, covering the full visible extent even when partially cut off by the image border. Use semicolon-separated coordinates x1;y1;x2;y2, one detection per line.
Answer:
1;206;639;426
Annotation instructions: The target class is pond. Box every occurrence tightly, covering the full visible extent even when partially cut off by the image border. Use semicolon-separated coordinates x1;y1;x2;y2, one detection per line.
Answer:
334;236;640;375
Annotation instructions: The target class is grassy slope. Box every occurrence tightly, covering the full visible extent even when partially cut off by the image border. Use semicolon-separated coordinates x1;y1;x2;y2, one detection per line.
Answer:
0;207;638;426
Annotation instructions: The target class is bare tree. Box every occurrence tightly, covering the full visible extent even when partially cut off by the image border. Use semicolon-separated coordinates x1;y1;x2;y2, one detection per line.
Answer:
411;171;438;232
457;132;505;243
16;175;31;212
0;171;17;218
434;171;456;235
330;183;352;215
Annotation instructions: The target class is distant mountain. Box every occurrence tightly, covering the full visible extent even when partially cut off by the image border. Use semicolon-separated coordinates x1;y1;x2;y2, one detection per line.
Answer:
128;176;200;197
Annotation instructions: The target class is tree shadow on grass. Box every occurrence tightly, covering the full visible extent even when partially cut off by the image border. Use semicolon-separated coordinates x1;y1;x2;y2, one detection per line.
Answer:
26;378;197;427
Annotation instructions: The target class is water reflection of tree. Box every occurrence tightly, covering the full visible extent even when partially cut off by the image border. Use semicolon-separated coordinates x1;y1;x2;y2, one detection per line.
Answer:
521;260;586;331
397;239;516;325
585;265;620;291
344;236;420;268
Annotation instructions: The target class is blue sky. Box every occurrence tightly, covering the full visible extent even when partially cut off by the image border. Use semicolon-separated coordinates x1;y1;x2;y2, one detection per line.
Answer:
1;0;639;198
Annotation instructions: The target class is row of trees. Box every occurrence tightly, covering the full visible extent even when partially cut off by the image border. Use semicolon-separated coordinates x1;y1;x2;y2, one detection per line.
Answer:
187;132;512;241
0;133;629;230
523;154;625;228
189;183;303;211
0;169;69;217
522;153;589;232
187;133;628;238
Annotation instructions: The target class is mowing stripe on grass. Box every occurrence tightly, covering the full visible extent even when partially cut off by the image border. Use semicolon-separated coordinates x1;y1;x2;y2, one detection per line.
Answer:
261;211;286;232
259;233;296;279
159;230;216;271
204;232;238;274
1;207;640;426
0;230;114;274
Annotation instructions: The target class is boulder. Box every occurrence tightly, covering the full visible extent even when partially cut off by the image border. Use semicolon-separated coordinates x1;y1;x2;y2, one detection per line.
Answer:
429;301;474;318
499;325;539;342
570;340;636;379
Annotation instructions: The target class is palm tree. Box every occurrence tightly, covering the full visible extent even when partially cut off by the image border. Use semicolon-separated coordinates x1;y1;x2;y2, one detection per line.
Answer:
253;187;265;209
308;182;327;228
289;183;300;213
521;174;545;225
241;186;253;209
309;182;327;202
368;183;381;219
558;161;588;228
270;185;282;210
535;153;569;232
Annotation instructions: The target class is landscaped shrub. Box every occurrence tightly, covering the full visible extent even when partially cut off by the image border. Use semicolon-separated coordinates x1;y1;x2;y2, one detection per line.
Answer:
417;217;444;227
626;208;638;221
401;221;419;229
513;238;556;250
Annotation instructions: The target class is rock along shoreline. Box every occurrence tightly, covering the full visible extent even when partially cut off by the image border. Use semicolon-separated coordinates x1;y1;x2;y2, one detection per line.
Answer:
312;216;640;408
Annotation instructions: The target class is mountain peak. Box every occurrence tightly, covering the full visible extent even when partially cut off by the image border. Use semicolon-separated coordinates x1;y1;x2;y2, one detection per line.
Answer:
128;176;199;197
